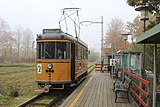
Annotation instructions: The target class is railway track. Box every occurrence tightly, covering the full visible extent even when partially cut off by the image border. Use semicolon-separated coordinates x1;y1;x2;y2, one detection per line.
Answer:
18;89;74;107
18;64;95;107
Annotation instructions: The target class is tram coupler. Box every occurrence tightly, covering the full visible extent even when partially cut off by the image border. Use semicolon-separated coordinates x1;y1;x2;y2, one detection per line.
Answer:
43;85;50;93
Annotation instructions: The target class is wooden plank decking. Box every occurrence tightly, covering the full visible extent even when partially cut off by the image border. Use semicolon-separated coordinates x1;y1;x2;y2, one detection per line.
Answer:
60;72;136;107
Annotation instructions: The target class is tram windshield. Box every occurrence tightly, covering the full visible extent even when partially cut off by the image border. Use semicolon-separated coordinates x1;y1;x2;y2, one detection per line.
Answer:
37;42;70;59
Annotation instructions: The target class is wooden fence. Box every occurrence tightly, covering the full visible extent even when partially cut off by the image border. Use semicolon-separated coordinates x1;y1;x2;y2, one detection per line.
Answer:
95;64;108;72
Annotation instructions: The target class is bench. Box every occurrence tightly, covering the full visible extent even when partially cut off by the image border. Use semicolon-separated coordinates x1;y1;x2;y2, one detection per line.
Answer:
113;75;124;91
114;75;132;103
110;67;122;79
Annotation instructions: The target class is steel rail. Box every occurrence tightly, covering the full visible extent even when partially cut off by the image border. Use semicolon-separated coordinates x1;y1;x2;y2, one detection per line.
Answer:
17;92;44;107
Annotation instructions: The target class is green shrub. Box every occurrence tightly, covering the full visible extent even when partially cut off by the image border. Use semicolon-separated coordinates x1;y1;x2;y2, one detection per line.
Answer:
8;85;20;97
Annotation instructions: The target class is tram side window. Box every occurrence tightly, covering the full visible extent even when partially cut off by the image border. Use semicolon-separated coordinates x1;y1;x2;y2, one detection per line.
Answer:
75;44;78;59
78;46;82;59
83;49;86;59
81;48;87;59
86;49;88;59
81;48;84;59
83;47;87;59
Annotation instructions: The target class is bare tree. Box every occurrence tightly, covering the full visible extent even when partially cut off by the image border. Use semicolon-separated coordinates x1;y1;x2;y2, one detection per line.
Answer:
0;18;35;63
21;28;33;62
0;18;10;36
14;26;24;63
105;18;126;53
0;18;13;63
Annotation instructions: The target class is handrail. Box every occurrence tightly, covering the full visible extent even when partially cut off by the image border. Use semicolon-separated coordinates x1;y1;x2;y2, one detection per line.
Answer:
131;82;149;98
121;68;150;107
124;69;150;87
130;88;148;107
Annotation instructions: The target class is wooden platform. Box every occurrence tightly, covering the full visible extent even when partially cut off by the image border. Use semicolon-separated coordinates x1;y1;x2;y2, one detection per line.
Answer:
60;72;136;107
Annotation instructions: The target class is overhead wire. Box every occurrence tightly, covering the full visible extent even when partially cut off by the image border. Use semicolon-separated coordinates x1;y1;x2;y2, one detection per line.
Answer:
66;0;74;6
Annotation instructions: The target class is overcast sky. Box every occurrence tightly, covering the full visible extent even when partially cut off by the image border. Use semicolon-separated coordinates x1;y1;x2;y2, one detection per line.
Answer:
0;0;139;50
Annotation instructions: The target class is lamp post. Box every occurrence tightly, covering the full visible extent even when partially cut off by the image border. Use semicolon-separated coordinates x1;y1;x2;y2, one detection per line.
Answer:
135;3;149;77
135;3;150;106
80;16;104;71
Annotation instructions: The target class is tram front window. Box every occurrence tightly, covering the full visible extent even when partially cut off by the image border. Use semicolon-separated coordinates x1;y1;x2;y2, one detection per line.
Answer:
37;42;70;59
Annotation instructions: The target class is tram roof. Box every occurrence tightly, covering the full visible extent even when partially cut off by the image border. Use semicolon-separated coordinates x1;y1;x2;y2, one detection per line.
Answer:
36;29;88;47
37;33;76;41
136;23;160;44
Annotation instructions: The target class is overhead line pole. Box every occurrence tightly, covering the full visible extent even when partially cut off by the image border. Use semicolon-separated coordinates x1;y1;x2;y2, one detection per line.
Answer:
80;16;104;72
101;16;104;72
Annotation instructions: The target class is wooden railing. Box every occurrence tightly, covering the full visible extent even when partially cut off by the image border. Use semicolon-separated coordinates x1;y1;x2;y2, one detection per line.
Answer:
123;69;150;107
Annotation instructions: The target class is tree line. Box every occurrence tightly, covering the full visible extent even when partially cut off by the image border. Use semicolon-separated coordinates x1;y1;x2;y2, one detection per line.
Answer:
0;18;35;63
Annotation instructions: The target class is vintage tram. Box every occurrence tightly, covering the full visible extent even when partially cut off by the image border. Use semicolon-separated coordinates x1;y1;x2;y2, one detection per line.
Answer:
36;29;88;91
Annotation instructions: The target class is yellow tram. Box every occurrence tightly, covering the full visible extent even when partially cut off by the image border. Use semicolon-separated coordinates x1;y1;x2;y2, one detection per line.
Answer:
36;29;88;90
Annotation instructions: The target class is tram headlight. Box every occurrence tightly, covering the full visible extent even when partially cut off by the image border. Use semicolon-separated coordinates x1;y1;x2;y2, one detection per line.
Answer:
47;63;53;69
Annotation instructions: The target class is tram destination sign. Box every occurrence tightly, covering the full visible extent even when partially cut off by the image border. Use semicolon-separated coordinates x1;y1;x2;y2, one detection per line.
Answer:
43;29;63;34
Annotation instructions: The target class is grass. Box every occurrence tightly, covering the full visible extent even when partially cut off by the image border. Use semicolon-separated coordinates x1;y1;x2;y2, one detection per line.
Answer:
0;63;41;106
0;62;96;106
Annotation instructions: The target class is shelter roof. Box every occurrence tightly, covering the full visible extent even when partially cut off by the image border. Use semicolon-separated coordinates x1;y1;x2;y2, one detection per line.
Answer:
136;23;160;44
